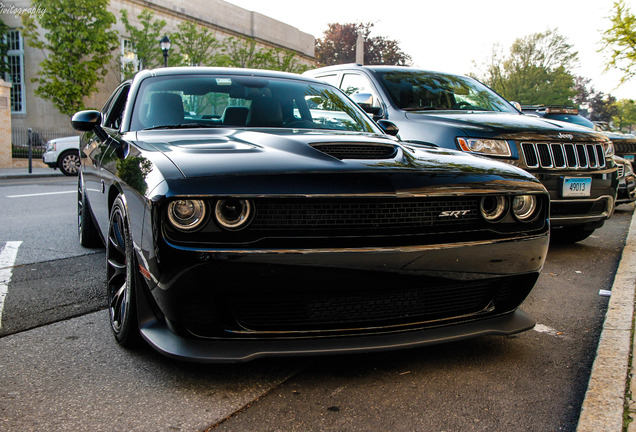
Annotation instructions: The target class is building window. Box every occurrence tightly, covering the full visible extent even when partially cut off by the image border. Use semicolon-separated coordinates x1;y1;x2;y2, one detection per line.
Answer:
121;38;139;79
4;29;25;114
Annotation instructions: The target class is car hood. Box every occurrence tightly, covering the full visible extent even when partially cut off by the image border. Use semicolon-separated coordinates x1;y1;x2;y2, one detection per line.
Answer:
403;111;607;142
131;128;535;182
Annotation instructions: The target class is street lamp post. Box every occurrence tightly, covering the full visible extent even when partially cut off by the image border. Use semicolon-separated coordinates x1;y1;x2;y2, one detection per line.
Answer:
160;35;171;67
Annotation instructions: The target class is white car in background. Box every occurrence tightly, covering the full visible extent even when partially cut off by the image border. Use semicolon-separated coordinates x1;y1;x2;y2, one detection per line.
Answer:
42;135;80;176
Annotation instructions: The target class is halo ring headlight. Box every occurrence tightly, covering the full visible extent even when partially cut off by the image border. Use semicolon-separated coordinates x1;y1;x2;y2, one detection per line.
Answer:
512;195;538;222
167;199;206;231
214;199;253;230
480;195;507;222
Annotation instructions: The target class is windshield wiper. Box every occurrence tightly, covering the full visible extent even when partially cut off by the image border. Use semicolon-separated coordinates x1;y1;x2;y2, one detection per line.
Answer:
143;123;215;130
401;107;440;111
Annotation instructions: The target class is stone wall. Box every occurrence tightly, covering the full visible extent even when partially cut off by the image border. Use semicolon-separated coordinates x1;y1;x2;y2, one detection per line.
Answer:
0;80;11;168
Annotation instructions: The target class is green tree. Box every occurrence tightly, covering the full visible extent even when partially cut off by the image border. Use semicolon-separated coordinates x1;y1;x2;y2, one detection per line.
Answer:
589;92;618;122
215;37;307;72
120;8;166;77
261;47;309;73
475;29;578;105
315;22;411;66
21;0;118;116
171;21;220;66
613;99;636;132
600;0;636;87
216;37;270;69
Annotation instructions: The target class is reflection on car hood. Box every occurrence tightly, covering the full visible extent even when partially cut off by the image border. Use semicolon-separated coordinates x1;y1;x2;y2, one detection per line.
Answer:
133;128;535;182
404;111;607;142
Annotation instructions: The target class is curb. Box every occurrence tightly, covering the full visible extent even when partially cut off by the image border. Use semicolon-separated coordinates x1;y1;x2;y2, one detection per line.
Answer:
0;172;65;180
577;208;636;431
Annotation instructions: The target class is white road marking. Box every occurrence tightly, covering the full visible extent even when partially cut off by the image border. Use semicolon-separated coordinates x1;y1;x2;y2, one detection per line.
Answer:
0;241;22;330
7;190;75;198
533;323;562;336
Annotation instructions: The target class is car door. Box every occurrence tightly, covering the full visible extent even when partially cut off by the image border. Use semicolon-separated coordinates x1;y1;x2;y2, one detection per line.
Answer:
85;83;131;232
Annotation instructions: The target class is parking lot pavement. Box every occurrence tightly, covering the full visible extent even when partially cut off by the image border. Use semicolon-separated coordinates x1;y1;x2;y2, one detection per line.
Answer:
577;204;636;432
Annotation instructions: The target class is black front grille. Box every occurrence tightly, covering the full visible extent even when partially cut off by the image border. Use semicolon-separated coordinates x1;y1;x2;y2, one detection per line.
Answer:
310;143;398;160
521;142;606;169
250;197;480;231
551;200;607;217
180;273;538;336
614;140;636;155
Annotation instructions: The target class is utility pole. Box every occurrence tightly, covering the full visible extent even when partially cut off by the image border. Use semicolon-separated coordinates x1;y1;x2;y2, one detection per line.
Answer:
356;34;364;64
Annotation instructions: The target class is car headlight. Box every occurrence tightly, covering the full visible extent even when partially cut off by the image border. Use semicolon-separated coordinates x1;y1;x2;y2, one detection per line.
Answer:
46;141;56;152
480;195;507;221
626;161;634;175
512;195;539;222
214;199;253;230
457;138;512;157
167;199;207;231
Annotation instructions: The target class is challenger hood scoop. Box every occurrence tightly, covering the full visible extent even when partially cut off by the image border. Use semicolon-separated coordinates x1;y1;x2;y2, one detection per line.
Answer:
309;142;398;160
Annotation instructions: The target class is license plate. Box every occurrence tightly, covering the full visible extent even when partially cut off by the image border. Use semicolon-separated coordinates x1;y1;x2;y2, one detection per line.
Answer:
562;177;591;197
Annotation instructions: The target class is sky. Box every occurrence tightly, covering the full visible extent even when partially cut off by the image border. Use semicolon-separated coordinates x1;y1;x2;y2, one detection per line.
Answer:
225;0;636;101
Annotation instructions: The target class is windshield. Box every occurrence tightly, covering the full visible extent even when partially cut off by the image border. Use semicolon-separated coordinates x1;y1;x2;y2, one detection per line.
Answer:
129;74;380;133
375;70;518;113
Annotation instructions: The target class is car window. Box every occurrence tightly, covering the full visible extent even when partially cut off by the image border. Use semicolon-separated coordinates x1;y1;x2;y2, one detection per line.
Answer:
375;70;518;113
340;73;381;107
103;84;130;130
129;75;380;134
315;73;341;87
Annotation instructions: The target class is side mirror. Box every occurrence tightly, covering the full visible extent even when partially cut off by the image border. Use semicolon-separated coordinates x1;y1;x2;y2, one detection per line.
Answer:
377;120;399;136
509;101;522;112
351;93;383;117
71;110;108;141
72;110;126;158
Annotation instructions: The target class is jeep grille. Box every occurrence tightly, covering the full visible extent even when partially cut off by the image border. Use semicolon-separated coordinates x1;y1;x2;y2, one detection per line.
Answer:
520;142;606;169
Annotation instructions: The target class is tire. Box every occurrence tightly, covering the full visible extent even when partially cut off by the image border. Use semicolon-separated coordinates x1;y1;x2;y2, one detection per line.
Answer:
58;150;80;176
107;195;141;348
78;177;103;248
550;226;596;244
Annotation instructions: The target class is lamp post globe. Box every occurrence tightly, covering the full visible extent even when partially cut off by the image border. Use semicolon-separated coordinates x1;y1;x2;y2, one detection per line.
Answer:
160;35;171;67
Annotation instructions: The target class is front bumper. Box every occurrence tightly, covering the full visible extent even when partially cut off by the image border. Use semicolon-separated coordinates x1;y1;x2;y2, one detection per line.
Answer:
617;174;636;204
138;307;535;363
134;231;549;362
42;151;57;165
532;169;617;227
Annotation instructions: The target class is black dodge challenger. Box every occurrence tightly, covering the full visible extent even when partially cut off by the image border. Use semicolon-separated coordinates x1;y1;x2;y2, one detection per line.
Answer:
71;67;550;362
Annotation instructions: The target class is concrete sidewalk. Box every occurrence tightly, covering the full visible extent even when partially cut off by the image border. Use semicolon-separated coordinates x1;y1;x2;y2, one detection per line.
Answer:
577;207;636;431
0;166;65;179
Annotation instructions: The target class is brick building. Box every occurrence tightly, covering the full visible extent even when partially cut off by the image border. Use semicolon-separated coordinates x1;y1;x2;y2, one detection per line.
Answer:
1;0;315;140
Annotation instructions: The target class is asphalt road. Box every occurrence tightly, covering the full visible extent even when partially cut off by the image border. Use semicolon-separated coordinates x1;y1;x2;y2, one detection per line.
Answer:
0;176;632;432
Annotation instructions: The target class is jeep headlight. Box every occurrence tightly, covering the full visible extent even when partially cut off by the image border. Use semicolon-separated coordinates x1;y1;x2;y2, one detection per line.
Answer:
457;138;512;157
46;141;56;152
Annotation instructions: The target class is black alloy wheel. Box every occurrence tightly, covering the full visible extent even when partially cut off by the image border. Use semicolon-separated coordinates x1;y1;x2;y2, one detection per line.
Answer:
59;150;80;176
106;195;141;347
78;176;102;248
